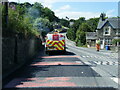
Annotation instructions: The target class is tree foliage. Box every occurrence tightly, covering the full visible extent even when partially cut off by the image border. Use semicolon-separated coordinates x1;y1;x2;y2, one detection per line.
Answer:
86;18;99;32
43;7;56;22
78;23;91;32
2;2;60;38
60;18;69;27
67;28;76;41
112;39;120;45
67;17;99;46
2;2;40;38
33;17;50;32
76;31;86;46
72;17;86;31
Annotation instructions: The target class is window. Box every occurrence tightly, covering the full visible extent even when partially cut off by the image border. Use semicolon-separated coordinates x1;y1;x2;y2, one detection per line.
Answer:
53;35;59;41
100;40;103;44
103;26;111;35
105;39;112;45
105;28;109;34
116;29;120;35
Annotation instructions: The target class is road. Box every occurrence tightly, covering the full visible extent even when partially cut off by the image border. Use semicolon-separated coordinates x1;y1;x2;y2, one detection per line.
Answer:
66;38;119;87
3;33;118;90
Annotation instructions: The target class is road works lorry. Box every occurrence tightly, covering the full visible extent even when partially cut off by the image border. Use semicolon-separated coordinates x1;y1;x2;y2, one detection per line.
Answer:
45;32;66;54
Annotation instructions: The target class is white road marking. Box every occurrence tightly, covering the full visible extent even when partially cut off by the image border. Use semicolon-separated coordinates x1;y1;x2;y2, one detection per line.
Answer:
79;54;118;61
111;78;119;84
75;61;81;63
84;61;118;65
84;62;92;65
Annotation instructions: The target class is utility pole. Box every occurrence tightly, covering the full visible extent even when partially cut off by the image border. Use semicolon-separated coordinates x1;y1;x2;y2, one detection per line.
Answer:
3;0;8;28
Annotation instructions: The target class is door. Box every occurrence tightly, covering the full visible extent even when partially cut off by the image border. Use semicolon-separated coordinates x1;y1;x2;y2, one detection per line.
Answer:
100;39;105;49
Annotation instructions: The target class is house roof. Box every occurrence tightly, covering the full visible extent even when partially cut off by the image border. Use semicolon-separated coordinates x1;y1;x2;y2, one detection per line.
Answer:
97;18;120;29
86;32;97;40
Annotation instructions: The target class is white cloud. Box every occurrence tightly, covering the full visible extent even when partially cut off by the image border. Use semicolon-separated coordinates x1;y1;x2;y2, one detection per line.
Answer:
55;10;116;20
54;5;100;19
54;5;71;13
54;6;116;20
106;9;115;17
60;5;71;10
55;11;101;20
41;0;56;9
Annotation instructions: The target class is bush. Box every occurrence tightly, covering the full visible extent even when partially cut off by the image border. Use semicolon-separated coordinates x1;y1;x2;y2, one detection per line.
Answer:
76;30;86;46
112;39;120;45
2;6;40;38
67;28;76;41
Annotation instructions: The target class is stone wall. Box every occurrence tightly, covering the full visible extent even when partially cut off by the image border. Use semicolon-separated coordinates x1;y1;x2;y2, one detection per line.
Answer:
2;38;15;70
2;38;43;72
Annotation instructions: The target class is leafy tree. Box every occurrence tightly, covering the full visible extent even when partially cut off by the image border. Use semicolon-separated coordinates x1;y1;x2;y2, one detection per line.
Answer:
86;18;99;32
75;23;91;45
67;28;76;41
33;17;50;33
69;19;75;22
22;2;33;8
67;17;86;40
60;18;69;27
43;7;56;22
25;2;44;20
78;23;91;32
72;17;86;30
3;4;40;38
112;39;120;46
75;30;86;46
67;17;99;46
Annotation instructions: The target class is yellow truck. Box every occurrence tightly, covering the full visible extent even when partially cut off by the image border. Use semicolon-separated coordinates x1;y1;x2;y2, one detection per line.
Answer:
45;32;66;54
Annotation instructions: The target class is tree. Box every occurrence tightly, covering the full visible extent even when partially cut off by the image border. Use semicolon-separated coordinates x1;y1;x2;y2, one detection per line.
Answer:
22;2;33;8
60;18;69;27
33;17;50;33
75;30;86;46
78;23;91;32
2;4;40;38
26;2;44;20
86;18;99;32
75;23;91;46
72;17;86;30
70;17;86;38
43;7;56;22
67;28;76;41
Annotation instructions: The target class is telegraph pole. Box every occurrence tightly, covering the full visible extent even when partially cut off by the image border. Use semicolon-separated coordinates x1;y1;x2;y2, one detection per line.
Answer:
2;0;8;28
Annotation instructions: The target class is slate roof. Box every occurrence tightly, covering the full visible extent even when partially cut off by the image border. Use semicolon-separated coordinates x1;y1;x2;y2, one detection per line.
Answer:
86;32;97;40
97;18;120;29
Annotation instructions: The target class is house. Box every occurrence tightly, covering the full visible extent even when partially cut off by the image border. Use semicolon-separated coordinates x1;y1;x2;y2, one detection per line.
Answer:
96;13;120;49
86;32;97;47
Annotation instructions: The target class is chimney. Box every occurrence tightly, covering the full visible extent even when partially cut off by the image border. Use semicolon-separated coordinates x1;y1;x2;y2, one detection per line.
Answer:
100;13;106;21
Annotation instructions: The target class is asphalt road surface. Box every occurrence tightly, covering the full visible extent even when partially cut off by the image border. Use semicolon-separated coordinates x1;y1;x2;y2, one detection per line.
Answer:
3;34;119;90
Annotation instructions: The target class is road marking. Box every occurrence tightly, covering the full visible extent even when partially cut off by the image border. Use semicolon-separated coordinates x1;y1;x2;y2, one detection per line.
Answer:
94;61;101;65
84;62;92;65
4;77;76;88
111;78;119;84
82;56;86;58
84;61;118;65
80;55;118;60
31;61;83;66
75;61;82;64
40;56;80;58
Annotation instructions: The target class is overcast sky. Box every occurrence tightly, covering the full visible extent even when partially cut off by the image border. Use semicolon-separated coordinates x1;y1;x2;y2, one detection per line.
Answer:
8;0;119;20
